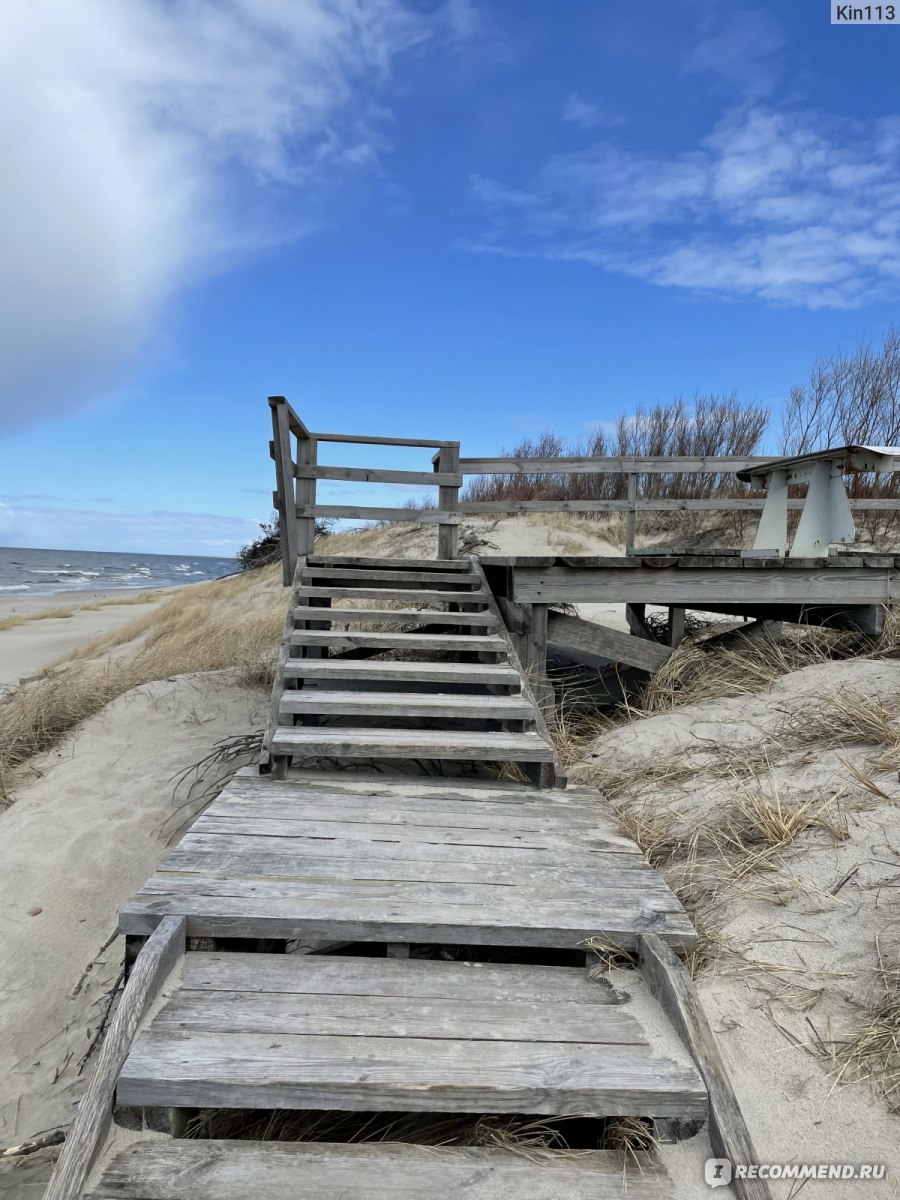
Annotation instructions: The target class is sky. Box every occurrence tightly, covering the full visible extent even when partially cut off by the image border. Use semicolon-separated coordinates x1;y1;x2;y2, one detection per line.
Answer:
2;0;900;555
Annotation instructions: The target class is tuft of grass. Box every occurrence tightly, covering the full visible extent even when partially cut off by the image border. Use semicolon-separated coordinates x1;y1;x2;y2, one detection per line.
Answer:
837;939;900;1111
0;590;167;631
777;685;900;751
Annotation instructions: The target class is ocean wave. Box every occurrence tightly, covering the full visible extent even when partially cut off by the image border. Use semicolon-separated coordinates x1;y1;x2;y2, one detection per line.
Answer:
0;584;30;591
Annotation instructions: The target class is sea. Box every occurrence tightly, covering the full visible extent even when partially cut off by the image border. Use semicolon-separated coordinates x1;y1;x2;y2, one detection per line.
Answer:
0;546;239;597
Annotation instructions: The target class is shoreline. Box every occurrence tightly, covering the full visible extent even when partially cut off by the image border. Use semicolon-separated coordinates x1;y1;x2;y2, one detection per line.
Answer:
0;586;179;692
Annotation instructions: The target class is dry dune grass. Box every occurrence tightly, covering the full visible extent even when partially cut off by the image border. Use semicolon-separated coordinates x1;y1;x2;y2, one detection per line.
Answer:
0;590;168;632
0;566;284;803
838;940;900;1112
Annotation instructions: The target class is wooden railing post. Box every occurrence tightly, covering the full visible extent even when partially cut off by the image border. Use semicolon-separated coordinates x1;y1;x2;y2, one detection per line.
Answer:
269;396;299;585
625;472;637;553
436;442;461;559
295;433;318;559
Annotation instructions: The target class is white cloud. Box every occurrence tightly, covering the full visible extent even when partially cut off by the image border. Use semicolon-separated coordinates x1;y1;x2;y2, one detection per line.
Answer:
0;0;425;431
467;106;900;309
561;93;624;132
684;6;784;98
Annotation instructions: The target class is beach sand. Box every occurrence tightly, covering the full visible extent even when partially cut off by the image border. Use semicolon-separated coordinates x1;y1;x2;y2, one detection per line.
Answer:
0;589;173;692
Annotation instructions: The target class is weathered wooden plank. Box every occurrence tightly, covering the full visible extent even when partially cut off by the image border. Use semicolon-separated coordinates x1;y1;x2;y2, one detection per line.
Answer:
299;504;462;524
270;399;299;584
43;917;186;1200
163;849;660;892
279;690;534;720
289;630;506;652
436;441;461;559
303;606;497;625
307;556;466;569
301;566;480;584
282;659;519;685
137;874;682;913
547;611;673;672
459;454;774;474
118;1031;707;1117
299;585;489;604
260;557;306;772
180;952;619;1004
269;727;555;761
153;991;645;1043
171;830;644;868
298;465;462;486
86;1139;672;1200
514;566;899;604
202;791;630;837
639;934;771;1200
310;431;458;448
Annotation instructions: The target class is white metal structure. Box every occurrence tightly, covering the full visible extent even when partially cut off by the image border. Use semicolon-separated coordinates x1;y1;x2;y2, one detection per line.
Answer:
737;446;899;556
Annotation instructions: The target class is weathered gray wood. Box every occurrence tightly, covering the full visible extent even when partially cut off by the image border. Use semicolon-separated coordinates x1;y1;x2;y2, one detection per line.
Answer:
307;555;465;570
298;464;462;486
666;606;686;648
300;585;489;604
301;606;497;626
282;659;520;685
86;1139;672;1199
183;952;619;1002
259;556;305;772
547;611;673;672
163;851;660;892
280;690;534;720
301;566;480;584
639;934;771;1200
270;398;299;584
459;454;775;474
154;990;644;1043
299;504;462;524
625;472;637;551
289;630;506;652
437;442;461;559
294;430;317;559
43;916;186;1200
311;431;458;448
514;566;899;604
270;727;555;761
118;1030;707;1117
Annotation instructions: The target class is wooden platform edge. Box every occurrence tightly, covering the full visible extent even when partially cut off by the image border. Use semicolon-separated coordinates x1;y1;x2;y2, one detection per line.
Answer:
638;934;772;1200
44;917;186;1200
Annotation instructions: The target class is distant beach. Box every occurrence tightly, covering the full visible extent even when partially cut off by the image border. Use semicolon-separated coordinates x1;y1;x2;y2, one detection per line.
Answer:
0;546;238;599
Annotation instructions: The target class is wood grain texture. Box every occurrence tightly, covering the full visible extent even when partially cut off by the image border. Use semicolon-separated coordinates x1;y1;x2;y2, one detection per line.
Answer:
44;916;185;1200
298;585;490;604
279;689;534;720
289;630;506;652
547;611;673;672
298;465;462;486
299;606;497;625
299;504;462;524
282;659;519;685
639;934;772;1200
85;1139;672;1199
269;727;556;761
300;567;479;584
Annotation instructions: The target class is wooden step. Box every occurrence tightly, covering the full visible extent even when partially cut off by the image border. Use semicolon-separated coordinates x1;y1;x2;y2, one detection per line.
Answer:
301;567;481;586
308;555;468;571
116;954;706;1119
269;727;555;762
279;690;535;721
282;660;521;687
87;1139;673;1199
295;607;498;627
289;630;507;653
299;587;491;605
119;773;698;949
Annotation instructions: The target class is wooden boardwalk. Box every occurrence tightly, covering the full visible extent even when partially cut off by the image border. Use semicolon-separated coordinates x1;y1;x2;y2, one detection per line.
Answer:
49;554;770;1200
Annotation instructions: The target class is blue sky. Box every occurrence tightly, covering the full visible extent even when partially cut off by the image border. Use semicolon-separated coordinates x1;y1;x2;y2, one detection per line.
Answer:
2;0;899;555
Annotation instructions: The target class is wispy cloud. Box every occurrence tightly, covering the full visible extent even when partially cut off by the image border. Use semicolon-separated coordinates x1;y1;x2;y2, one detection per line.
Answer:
561;93;625;132
467;106;900;309
0;0;429;432
683;5;785;98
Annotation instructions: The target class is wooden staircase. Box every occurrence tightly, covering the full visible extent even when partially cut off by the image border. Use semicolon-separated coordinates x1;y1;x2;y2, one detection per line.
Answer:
48;553;766;1200
262;555;562;787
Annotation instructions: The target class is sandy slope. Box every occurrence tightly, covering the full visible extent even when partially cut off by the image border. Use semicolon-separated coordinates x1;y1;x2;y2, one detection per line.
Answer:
0;672;266;1198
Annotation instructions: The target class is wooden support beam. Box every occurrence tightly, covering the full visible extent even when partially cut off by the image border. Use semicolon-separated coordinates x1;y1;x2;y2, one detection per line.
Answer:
666;606;685;648
270;398;299;585
547;611;673;673
638;934;772;1200
44;917;186;1200
436;443;461;559
298;505;461;525
625;603;657;643
298;465;462;487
